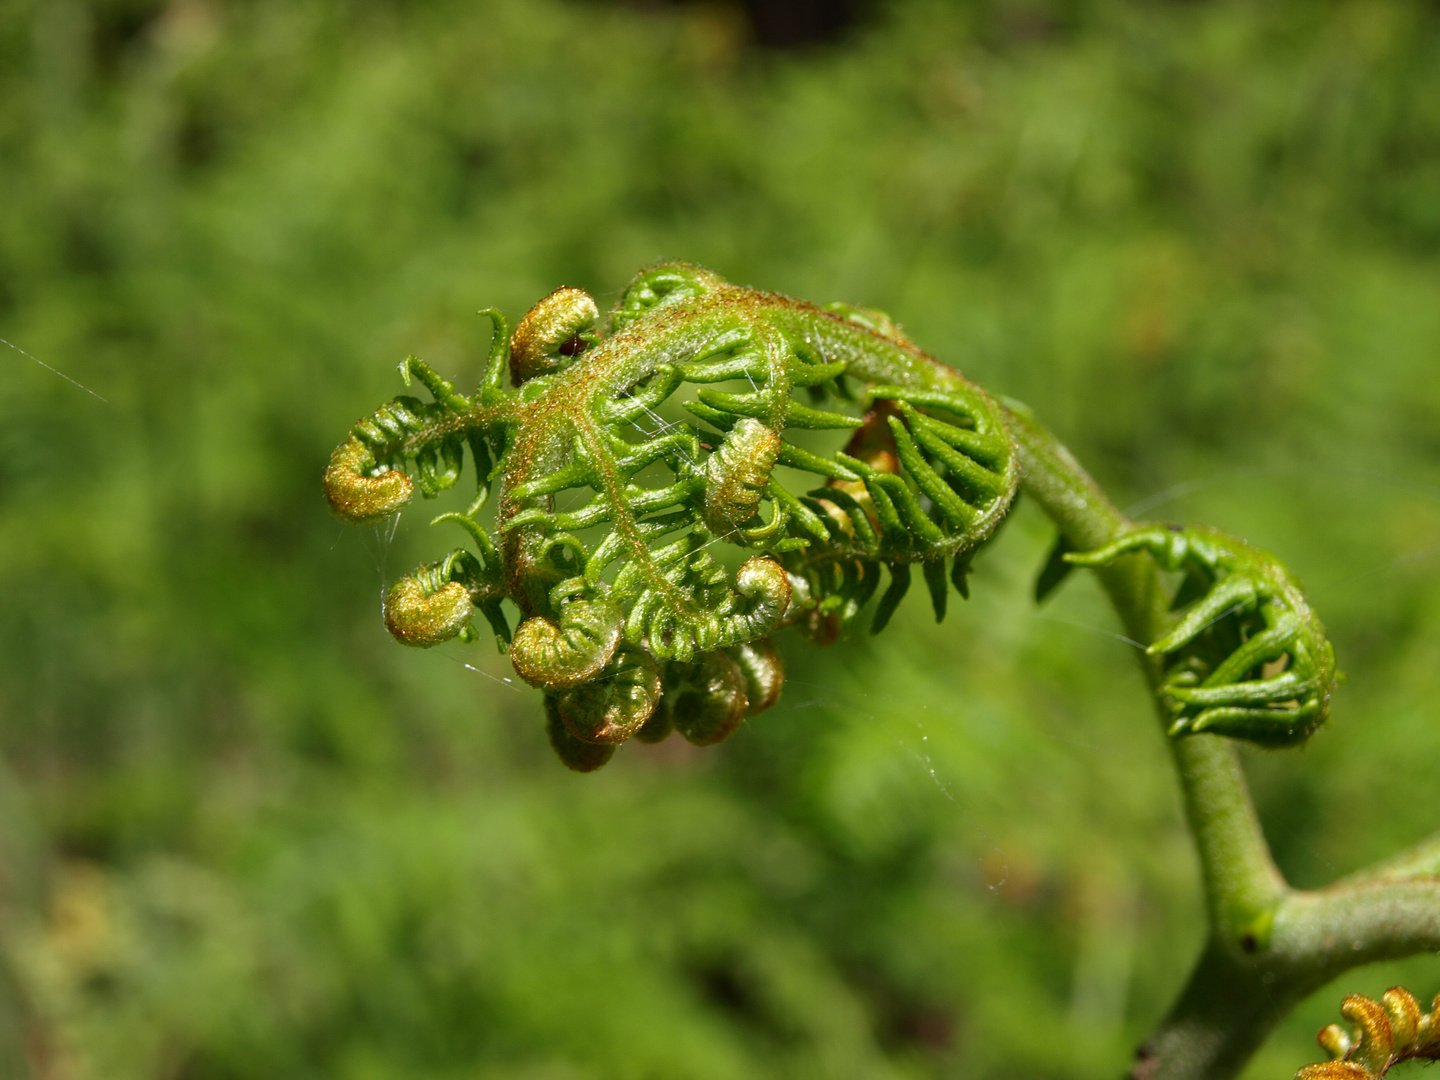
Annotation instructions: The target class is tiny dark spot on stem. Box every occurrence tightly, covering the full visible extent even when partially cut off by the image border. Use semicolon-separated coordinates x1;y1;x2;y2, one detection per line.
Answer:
558;335;587;357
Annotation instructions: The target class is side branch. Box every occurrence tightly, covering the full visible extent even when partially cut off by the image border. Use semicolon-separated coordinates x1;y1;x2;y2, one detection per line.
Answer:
1274;878;1440;972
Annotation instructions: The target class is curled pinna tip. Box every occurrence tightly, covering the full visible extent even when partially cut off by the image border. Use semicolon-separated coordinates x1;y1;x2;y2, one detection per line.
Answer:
325;436;414;522
510;286;599;385
383;572;473;647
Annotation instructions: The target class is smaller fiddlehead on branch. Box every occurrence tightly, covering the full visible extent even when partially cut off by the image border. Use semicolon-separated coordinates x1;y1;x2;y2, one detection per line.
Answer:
1295;987;1440;1079
1062;524;1337;746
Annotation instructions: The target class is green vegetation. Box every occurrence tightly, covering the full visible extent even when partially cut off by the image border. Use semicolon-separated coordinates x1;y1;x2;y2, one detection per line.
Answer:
2;2;1439;1077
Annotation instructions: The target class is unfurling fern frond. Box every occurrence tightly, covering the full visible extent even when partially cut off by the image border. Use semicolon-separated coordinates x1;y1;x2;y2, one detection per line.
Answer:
1295;987;1440;1079
318;262;1019;769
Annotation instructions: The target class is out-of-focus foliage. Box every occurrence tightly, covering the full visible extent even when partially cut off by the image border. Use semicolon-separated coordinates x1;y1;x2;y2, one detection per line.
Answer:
0;1;1438;1077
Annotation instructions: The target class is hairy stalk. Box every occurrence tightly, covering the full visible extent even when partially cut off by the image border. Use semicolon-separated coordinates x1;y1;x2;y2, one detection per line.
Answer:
1009;409;1440;1080
325;265;1437;1078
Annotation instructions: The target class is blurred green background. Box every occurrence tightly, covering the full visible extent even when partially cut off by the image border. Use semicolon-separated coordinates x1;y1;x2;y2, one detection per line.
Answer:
2;0;1439;1076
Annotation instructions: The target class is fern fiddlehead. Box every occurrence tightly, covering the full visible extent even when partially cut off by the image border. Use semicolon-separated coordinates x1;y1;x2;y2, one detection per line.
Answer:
323;262;1341;770
325;262;1020;768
